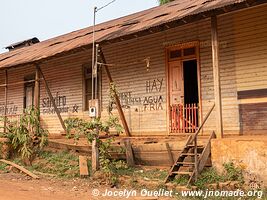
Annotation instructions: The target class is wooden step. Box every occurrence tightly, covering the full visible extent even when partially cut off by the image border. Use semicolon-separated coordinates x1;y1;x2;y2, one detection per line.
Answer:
173;171;192;175
186;144;204;148
180;153;201;156
176;162;195;165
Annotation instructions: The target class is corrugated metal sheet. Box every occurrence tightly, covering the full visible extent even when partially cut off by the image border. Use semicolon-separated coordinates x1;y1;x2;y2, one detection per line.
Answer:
0;0;257;69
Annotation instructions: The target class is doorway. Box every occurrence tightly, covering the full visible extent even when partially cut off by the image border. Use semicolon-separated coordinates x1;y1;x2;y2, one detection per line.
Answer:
183;59;199;105
167;44;201;133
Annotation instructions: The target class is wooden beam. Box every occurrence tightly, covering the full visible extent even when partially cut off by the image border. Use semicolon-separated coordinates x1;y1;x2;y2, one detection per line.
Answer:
165;143;174;165
198;131;216;173
0;79;37;87
36;65;67;133
34;65;40;109
91;139;99;174
124;139;135;167
194;137;198;181
3;70;8;134
0;159;39;179
79;155;89;176
211;16;223;138
98;46;131;137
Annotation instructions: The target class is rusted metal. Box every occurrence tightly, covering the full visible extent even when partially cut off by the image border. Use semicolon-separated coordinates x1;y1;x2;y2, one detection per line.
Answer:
0;0;264;70
5;37;40;51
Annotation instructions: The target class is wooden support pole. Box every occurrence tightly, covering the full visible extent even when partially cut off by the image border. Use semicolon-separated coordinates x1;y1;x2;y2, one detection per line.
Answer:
194;137;198;181
34;65;40;109
165;143;174;165
91;138;99;174
4;70;8;134
98;46;131;137
211;16;223;138
124;139;135;167
36;65;67;132
79;155;89;176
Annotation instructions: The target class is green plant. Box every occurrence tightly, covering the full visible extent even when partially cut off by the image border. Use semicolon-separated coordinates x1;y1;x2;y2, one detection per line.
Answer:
195;168;225;189
0;108;48;164
107;82;118;114
30;150;80;178
158;0;174;5
64;116;123;143
173;175;190;186
223;161;244;184
64;115;124;179
0;162;8;173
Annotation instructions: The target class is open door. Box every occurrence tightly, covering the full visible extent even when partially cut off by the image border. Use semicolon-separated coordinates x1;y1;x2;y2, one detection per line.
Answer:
167;45;200;134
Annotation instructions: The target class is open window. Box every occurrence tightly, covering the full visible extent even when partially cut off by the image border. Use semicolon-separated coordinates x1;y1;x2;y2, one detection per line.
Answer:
83;64;101;111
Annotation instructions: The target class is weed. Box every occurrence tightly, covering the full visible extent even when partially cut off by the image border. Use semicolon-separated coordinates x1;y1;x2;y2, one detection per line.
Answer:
194;167;225;189
0;108;48;164
31;151;80;178
171;162;245;189
223;161;244;184
0;163;8;173
8;150;81;178
173;175;190;186
137;169;168;181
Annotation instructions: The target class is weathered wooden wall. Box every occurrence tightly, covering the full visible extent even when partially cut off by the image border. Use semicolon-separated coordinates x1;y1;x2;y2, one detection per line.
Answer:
218;4;267;135
38;52;90;134
0;4;266;136
100;17;215;135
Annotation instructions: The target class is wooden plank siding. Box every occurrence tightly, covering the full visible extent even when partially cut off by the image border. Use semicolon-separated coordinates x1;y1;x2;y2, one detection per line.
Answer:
218;4;267;135
0;4;266;136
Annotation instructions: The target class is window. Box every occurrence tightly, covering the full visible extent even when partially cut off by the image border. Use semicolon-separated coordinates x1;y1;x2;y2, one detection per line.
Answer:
168;45;197;61
183;47;196;56
24;74;35;109
83;65;101;111
169;50;182;59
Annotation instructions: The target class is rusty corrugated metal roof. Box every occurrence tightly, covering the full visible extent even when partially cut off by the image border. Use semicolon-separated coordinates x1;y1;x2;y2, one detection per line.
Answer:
0;0;262;69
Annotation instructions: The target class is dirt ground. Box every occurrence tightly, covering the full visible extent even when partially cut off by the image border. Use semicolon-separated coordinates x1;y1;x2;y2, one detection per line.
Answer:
0;173;173;200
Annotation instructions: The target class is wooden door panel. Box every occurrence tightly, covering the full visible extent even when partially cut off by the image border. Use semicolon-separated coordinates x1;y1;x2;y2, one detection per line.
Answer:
169;61;183;105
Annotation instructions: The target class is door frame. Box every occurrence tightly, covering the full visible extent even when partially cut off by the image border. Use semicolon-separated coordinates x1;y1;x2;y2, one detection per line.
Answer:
165;41;203;135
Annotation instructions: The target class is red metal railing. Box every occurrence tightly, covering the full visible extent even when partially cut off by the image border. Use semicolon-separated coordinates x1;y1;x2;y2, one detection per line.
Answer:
170;103;199;133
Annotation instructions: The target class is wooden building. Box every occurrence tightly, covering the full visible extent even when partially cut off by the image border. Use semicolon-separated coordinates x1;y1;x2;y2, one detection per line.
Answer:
0;0;267;138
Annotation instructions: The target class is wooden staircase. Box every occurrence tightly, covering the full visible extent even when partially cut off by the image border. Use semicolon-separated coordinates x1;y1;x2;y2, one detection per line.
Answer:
164;131;215;185
165;103;216;186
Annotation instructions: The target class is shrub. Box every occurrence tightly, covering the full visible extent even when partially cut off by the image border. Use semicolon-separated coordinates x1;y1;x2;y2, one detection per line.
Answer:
223;161;244;184
0;108;48;164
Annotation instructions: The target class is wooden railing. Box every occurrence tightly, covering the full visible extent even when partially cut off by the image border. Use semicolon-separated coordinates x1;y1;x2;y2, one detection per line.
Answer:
190;103;215;183
170;103;199;133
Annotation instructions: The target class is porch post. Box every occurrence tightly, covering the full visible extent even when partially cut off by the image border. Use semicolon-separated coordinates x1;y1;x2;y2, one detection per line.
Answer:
4;70;8;134
34;65;40;109
36;64;67;133
98;46;131;137
211;16;223;138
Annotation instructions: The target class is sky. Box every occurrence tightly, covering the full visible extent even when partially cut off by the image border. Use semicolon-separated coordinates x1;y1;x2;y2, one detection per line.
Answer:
0;0;158;53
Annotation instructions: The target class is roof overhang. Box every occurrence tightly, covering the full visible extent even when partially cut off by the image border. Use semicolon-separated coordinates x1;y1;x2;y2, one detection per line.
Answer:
0;0;266;70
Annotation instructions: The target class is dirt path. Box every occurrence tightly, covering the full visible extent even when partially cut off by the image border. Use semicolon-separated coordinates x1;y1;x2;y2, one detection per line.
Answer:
0;173;173;200
0;173;91;200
